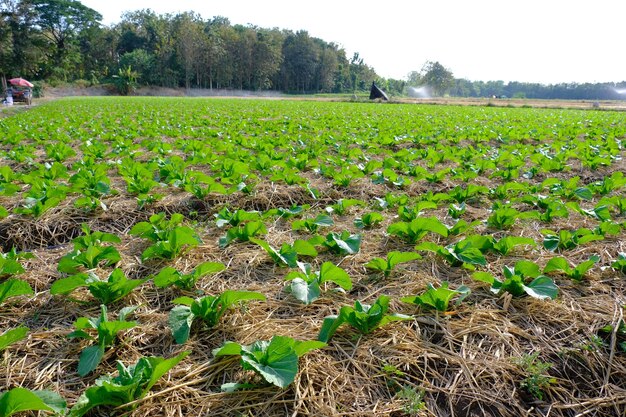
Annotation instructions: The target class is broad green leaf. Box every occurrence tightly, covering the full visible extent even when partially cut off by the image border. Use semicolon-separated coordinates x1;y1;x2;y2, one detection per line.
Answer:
0;279;33;304
78;345;104;376
168;306;194;344
289;278;321;305
387;251;422;269
543;257;571;275
319;262;352;290
0;388;66;417
50;274;89;295
523;276;559;300
514;260;542;278
0;327;29;352
472;271;496;285
144;351;190;393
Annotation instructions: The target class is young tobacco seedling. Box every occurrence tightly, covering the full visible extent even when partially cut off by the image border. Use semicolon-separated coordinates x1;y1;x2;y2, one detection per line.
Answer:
0;248;33;278
213;336;325;389
541;228;603;252
0;327;29;352
51;269;147;304
0;279;33;305
214;207;261;228
326;198;365;216
292;214;334;233
473;260;558;300
322;231;362;255
543;255;600;282
401;282;470;312
250;238;317;268
416;240;486;268
130;213;202;260
68;305;138;377
318;295;411;342
387;217;448;243
153;261;225;289
354;212;384;229
397;201;438;222
613;253;626;274
0;387;66;417
57;225;121;274
486;203;521;230
169;290;266;344
218;221;267;248
285;262;352;305
68;351;189;417
364;251;421;278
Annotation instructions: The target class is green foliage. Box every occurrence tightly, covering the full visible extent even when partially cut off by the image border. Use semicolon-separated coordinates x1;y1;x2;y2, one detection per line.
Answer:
51;269;147;304
285;262;352;304
68;305;137;376
543;255;600;281
130;213;202;260
541;228;603;252
611;253;626;274
354;212;384;229
214;208;261;228
250;238;317;268
68;352;189;417
213;336;325;388
0;327;29;352
0;388;66;417
486;204;521;230
0;279;34;305
364;251;421;277
57;224;121;273
512;352;555;401
14;180;68;217
387;217;448;243
318;295;411;342
169;291;266;344
473;260;558;299
154;262;225;290
219;221;267;248
416;240;486;267
292;214;334;233
326;199;365;216
401;282;470;311
0;248;33;278
322;231;362;255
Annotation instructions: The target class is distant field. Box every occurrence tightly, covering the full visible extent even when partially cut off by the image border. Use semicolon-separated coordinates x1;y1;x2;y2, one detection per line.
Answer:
1;97;625;416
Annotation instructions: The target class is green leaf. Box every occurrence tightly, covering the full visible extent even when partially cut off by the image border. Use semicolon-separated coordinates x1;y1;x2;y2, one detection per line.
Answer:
78;345;104;377
143;351;190;393
0;279;33;304
50;274;89;295
401;282;470;311
0;388;66;417
0;327;29;352
168;306;194;344
543;257;571;275
319;262;352;291
289;278;321;305
472;271;496;285
493;236;536;255
514;260;542;278
387;251;422;269
523;276;559;300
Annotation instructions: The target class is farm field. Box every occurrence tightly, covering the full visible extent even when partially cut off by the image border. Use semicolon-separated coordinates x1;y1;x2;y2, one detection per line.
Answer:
0;97;625;417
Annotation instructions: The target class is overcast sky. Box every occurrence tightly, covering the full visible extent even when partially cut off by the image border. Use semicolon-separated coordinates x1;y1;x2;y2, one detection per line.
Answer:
80;0;626;84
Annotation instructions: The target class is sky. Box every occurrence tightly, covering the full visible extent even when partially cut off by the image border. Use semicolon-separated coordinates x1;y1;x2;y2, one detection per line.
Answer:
79;0;626;84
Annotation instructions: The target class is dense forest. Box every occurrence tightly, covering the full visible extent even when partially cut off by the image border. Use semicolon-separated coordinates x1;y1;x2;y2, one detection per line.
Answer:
1;0;625;99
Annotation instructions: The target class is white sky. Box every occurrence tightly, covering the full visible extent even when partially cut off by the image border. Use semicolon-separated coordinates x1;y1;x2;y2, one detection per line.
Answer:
80;0;626;84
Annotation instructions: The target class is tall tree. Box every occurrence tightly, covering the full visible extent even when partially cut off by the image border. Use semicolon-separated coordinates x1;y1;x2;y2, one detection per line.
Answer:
420;61;454;96
31;0;102;78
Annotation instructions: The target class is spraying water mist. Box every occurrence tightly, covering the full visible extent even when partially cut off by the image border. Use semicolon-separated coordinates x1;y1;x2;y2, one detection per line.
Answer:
408;86;432;99
614;88;626;95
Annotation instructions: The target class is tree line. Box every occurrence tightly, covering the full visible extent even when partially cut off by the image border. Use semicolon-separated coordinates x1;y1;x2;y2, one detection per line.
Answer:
1;0;624;99
1;1;397;94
